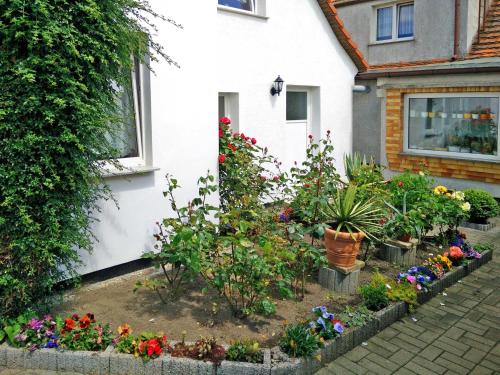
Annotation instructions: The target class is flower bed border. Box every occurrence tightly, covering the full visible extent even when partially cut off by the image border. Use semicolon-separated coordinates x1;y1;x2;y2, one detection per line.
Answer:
0;250;492;375
461;220;496;232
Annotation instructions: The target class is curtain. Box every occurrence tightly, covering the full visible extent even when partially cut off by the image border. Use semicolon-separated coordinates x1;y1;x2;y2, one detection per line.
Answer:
377;7;393;40
398;4;414;38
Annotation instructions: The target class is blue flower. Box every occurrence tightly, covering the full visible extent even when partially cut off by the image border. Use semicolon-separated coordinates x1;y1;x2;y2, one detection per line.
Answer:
408;266;418;274
417;275;425;283
309;321;316;329
334;322;344;334
317;317;327;330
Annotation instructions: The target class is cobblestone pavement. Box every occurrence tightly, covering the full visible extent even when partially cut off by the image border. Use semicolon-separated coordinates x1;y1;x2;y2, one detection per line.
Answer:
318;222;500;375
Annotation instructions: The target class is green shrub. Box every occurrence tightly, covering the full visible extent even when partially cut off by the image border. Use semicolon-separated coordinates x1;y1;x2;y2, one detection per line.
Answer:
464;189;500;224
279;324;320;358
227;339;264;363
359;273;389;311
337;305;373;328
0;0;172;317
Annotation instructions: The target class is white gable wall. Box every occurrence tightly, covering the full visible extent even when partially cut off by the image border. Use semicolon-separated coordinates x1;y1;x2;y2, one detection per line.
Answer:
77;0;357;275
217;0;357;174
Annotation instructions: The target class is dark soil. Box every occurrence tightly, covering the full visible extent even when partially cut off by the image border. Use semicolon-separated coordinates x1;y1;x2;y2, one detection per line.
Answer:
54;252;411;347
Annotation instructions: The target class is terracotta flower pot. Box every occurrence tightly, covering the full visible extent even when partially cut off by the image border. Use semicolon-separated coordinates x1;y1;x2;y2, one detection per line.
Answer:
397;234;412;243
324;228;365;268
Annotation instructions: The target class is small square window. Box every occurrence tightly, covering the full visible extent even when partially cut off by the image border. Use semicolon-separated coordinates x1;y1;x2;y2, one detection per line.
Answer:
286;92;308;121
218;0;253;12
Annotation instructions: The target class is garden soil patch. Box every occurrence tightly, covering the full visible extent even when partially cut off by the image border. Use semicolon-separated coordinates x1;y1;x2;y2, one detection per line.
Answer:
54;256;403;347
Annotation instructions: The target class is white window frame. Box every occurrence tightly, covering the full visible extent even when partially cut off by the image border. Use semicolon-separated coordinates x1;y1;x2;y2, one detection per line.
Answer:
217;0;267;18
403;92;500;163
102;59;155;176
372;1;414;44
286;87;312;131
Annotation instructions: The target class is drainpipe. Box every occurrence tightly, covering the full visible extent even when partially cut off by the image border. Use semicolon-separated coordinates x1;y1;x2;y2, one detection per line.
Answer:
353;85;371;93
452;0;461;60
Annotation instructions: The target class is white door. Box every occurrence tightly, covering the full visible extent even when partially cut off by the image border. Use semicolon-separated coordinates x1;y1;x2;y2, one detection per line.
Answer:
282;87;312;172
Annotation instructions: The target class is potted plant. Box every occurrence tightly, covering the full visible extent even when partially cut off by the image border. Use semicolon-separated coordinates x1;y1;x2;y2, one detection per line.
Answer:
480;108;491;120
447;135;461;152
471;139;482;154
460;137;471;153
322;184;382;268
384;193;423;243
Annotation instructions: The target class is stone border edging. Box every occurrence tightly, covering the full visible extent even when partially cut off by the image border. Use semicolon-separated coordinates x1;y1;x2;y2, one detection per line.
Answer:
461;220;496;231
0;250;492;375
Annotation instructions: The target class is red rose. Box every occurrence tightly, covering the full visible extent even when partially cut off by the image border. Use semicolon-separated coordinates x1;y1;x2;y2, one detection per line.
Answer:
240;133;246;139
308;134;313;139
218;154;226;163
251;138;257;145
397;181;403;187
220;117;231;125
228;143;237;152
219;127;223;138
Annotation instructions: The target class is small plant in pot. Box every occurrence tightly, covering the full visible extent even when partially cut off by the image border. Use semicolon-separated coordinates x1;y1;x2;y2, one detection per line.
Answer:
322;184;383;268
384;192;424;243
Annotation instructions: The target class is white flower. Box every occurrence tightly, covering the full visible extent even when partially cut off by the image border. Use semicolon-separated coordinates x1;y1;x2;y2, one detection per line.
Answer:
419;171;425;177
451;191;465;201
461;202;471;211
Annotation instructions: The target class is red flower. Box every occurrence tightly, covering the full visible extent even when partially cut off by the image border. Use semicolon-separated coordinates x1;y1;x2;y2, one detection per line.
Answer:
251;138;257;145
218;154;226;163
304;183;311;188
397;181;404;188
79;315;91;329
240;133;246;140
273;176;279;181
71;314;79;321
147;339;162;357
379;218;386;225
220;117;231;125
63;319;76;332
308;134;313;139
219;127;224;138
228;143;237;152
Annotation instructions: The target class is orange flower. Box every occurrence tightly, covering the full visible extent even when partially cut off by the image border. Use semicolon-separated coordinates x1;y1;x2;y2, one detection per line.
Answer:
79;315;91;329
118;323;132;336
63;318;76;332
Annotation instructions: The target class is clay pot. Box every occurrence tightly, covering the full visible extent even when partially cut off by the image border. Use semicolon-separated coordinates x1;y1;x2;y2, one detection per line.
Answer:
324;227;365;268
397;234;412;243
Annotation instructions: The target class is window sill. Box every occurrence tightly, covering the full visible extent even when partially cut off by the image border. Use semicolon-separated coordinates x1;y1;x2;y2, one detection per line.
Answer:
217;5;268;19
101;165;160;178
369;37;414;46
399;151;500;164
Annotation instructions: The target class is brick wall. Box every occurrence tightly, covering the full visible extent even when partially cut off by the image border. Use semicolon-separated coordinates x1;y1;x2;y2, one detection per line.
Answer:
385;86;500;184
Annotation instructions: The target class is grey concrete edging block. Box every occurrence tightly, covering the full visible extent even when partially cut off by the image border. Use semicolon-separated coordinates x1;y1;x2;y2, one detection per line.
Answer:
375;302;404;331
461;221;496;231
218;349;271;375
0;343;7;368
57;346;111;375
24;348;58;371
109;350;162;375
163;355;216;375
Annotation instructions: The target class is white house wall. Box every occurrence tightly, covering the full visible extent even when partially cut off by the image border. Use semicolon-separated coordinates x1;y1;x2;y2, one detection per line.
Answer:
77;0;357;275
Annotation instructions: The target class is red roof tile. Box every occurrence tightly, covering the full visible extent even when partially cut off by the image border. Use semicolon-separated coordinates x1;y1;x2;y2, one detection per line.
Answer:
467;0;500;59
317;0;369;72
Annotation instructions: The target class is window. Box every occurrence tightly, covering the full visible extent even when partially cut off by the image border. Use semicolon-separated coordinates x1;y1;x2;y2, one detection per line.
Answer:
286;91;308;121
404;93;499;161
218;0;253;12
375;2;414;42
106;58;151;169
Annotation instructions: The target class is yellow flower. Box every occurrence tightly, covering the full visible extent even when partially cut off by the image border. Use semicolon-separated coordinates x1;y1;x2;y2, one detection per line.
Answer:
433;185;448;195
451;191;465;201
446;193;452;197
461;202;471;211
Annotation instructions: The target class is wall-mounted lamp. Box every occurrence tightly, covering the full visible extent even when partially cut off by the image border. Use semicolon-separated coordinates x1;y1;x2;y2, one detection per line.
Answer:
270;75;284;96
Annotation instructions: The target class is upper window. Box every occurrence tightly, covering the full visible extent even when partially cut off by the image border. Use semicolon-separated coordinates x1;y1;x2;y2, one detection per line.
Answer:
375;2;414;42
405;93;499;161
218;0;253;12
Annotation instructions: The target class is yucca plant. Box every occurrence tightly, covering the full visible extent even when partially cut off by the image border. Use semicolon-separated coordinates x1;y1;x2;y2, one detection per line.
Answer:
323;184;383;241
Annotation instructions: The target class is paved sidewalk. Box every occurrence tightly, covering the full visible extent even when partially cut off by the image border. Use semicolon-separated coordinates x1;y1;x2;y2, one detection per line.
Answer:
317;254;500;375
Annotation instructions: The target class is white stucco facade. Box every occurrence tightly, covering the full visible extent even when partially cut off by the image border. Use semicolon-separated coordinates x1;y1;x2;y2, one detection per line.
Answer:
77;0;359;275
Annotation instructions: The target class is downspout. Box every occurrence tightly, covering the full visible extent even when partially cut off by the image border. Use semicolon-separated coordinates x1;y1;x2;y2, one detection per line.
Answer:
452;0;461;60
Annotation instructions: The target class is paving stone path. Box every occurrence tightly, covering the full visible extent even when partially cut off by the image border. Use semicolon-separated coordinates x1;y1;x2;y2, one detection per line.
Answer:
318;223;500;375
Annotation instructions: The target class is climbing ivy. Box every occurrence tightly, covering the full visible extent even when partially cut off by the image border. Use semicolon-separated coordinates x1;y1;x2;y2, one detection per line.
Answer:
0;0;175;317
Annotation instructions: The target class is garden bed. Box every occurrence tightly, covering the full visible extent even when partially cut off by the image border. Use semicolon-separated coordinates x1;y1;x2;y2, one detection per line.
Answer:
1;249;492;375
53;257;401;346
